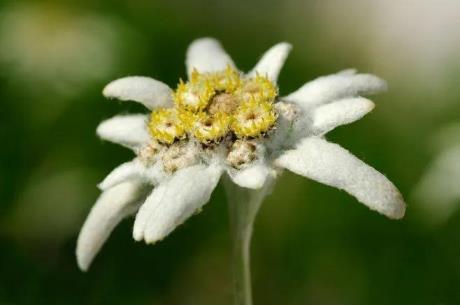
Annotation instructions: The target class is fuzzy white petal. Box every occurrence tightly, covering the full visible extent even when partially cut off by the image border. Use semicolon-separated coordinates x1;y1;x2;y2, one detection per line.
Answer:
144;162;169;185
96;114;151;149
76;181;149;271
283;72;387;109
103;76;173;110
133;164;222;243
186;38;235;77
98;159;144;191
132;181;167;241
312;97;375;135
276;137;405;219
228;164;273;189
248;42;292;82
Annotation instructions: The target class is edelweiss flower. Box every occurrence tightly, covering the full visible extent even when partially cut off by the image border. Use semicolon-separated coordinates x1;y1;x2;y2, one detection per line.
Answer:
76;38;406;271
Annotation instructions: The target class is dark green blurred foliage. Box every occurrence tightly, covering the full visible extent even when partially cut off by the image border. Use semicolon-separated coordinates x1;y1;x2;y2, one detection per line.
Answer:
1;0;460;304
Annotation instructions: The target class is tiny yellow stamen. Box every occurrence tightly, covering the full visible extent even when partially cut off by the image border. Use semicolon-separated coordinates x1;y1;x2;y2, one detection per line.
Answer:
231;97;278;138
148;108;186;144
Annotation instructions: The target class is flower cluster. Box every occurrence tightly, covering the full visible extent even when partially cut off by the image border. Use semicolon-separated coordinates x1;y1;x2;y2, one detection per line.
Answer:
76;38;406;271
148;65;277;159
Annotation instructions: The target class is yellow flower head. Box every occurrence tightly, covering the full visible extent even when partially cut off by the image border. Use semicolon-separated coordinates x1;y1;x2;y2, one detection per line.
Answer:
231;97;278;138
237;74;278;103
173;73;214;112
153;68;279;145
209;65;241;93
187;112;232;144
148;108;186;144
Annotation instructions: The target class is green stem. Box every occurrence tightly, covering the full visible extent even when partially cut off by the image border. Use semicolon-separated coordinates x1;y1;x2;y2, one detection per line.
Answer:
224;177;274;305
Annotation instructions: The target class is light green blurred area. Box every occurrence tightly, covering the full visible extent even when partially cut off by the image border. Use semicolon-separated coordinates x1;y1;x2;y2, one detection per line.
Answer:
1;0;460;304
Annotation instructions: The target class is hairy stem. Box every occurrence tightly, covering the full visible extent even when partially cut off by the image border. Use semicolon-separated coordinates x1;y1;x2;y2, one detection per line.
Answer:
224;177;274;305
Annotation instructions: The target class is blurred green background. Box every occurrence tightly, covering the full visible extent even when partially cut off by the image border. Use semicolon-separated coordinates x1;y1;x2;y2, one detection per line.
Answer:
1;0;460;304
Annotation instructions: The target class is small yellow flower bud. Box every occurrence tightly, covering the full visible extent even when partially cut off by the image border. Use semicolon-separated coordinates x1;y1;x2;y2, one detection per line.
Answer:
210;65;241;93
173;75;215;112
148;108;186;144
231;97;278;138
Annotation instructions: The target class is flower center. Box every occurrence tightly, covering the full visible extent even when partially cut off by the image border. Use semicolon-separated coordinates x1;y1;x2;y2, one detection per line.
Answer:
207;93;239;115
148;66;278;145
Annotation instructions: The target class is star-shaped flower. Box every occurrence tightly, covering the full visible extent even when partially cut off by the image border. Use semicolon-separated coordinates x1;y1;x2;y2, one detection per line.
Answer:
76;38;406;271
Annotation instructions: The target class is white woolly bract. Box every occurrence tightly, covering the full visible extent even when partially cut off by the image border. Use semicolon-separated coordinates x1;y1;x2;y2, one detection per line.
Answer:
133;163;223;243
227;163;273;189
312;97;375;135
283;72;387;109
248;42;292;82
77;37;405;272
98;159;145;190
76;181;148;271
103;76;173;109
96;114;151;149
275;137;405;219
186;38;235;77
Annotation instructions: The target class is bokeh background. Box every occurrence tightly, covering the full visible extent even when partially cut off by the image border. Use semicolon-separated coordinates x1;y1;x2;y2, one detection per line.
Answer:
1;0;460;304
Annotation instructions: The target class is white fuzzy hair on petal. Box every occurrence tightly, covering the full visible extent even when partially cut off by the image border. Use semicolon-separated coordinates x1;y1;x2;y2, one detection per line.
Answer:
186;38;235;77
76;181;149;271
227;163;273;189
312;97;375;135
247;42;292;82
133;163;223;243
283;72;387;109
276;137;405;219
96;114;151;150
103;76;173;110
98;159;145;191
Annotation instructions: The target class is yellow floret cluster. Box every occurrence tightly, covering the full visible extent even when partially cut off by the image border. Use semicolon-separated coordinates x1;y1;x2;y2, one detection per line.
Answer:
148;66;278;144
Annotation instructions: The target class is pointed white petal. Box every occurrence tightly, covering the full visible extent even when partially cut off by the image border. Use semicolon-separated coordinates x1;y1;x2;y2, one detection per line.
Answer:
103;76;173;110
142;164;222;243
228;164;273;189
96;114;151;149
312;97;375;135
132;180;167;241
186;38;235;77
133;164;222;243
247;42;292;82
76;181;149;271
283;72;387;109
98;159;145;191
276;137;405;219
